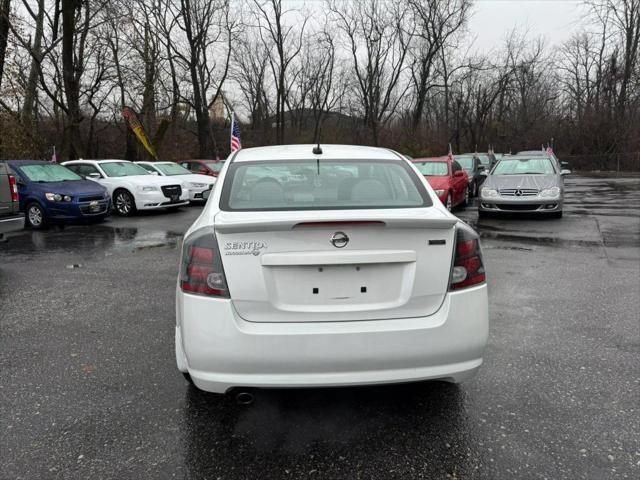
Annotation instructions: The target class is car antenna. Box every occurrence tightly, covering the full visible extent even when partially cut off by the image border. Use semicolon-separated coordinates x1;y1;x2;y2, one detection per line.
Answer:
313;142;322;174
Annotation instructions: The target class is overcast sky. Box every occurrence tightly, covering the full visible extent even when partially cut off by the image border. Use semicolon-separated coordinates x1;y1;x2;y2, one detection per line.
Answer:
468;0;587;52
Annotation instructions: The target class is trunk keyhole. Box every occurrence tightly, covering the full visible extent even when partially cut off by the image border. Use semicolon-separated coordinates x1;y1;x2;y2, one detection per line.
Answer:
361;286;367;293
313;288;319;294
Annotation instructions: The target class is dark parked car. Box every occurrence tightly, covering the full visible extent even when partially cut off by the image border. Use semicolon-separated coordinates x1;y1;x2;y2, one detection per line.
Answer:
0;161;24;240
454;154;487;197
8;160;111;229
178;159;225;177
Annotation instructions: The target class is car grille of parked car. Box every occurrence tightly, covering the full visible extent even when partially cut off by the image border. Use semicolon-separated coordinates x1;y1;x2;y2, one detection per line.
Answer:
496;204;543;211
78;195;104;202
499;188;539;197
161;185;182;198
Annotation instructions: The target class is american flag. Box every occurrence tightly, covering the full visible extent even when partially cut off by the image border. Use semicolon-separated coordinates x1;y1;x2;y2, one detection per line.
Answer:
230;114;241;152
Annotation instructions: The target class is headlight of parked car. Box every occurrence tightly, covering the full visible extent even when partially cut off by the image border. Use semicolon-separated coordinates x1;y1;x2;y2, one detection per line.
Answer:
45;193;72;202
481;187;498;198
539;187;560;198
189;182;206;188
434;189;445;196
139;186;158;192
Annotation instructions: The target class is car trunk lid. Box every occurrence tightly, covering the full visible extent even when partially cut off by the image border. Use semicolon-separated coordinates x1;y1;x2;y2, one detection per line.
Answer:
215;209;456;323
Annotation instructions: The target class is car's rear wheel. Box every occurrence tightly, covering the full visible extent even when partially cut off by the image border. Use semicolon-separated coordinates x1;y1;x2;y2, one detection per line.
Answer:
113;189;135;216
182;372;194;384
26;202;46;229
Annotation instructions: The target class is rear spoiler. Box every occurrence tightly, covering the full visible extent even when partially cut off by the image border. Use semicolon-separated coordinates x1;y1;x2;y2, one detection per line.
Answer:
214;212;457;234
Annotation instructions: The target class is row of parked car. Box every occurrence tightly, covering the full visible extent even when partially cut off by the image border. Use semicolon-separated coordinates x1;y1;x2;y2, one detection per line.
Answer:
0;159;222;231
410;149;570;218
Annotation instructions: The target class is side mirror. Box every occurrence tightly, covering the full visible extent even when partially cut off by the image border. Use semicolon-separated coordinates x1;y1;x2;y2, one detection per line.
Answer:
454;170;465;178
478;165;486;171
561;169;571;175
561;161;570;169
87;172;101;179
16;179;26;187
202;188;211;201
479;170;488;176
151;171;159;176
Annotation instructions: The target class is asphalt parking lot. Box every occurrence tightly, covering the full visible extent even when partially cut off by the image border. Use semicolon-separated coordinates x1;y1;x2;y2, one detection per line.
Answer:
1;174;638;479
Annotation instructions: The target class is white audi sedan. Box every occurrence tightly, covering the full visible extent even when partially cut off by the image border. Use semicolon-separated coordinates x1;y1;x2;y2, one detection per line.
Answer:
135;161;215;202
176;144;488;395
63;160;190;215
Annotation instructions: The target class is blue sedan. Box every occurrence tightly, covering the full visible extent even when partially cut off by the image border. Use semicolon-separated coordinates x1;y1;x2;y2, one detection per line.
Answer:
7;160;111;228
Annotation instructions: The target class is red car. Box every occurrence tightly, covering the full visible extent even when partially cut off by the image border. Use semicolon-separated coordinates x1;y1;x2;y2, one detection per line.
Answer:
412;156;469;211
178;159;225;178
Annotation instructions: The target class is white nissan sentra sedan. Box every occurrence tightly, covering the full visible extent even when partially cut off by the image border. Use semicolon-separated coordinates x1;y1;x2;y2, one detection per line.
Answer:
176;144;488;394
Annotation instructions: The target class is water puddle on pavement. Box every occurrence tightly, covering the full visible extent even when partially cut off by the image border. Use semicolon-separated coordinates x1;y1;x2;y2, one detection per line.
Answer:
0;224;184;259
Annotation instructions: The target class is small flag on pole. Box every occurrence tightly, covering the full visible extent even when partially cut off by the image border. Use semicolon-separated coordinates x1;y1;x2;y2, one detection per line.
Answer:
230;113;242;152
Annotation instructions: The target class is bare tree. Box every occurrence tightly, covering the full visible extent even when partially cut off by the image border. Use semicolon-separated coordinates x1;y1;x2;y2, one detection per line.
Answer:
0;0;12;89
407;0;470;130
330;0;414;145
168;0;236;157
253;0;308;144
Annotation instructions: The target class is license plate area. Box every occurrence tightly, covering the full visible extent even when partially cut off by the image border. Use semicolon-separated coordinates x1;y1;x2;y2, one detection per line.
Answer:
263;262;413;313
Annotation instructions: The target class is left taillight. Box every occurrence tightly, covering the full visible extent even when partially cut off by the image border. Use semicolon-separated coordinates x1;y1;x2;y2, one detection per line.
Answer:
8;175;18;202
449;223;486;290
180;227;229;298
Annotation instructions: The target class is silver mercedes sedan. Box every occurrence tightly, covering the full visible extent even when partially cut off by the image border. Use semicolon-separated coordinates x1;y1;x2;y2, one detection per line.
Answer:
478;155;570;218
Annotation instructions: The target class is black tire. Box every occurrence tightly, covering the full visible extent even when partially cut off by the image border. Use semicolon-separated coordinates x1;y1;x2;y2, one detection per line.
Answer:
113;189;136;216
25;202;46;229
182;372;194;384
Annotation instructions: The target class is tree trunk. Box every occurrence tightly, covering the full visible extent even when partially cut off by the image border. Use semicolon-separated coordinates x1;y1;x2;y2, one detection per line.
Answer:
22;0;45;123
0;0;10;89
61;0;83;159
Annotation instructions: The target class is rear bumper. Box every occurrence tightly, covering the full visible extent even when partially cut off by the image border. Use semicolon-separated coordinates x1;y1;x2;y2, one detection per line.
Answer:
0;213;25;235
176;284;489;393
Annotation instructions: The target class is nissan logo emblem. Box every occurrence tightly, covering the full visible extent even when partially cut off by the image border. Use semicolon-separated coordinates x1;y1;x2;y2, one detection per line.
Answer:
330;231;349;248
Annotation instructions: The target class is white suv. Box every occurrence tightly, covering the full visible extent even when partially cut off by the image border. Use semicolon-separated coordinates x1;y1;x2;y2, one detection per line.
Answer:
176;145;488;394
63;160;189;215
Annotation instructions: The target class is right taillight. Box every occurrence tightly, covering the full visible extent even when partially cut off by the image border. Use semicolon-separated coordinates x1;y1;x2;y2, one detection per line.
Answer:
450;224;486;290
180;227;229;297
8;175;18;202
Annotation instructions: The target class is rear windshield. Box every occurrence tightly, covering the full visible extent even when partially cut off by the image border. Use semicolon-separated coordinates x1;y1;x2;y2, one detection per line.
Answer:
413;162;449;176
220;159;431;211
20;164;82;182
100;162;150;177
493;158;556;175
157;163;191;175
206;162;224;172
455;157;474;170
